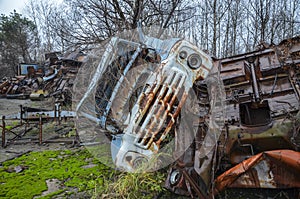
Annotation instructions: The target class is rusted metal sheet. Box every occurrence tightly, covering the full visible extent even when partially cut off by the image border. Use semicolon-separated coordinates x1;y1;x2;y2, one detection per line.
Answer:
214;150;300;194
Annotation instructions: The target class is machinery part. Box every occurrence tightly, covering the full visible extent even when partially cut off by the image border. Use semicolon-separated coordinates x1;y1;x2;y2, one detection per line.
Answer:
214;150;300;194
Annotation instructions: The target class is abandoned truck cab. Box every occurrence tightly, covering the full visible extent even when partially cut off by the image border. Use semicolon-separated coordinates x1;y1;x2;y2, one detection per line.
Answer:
76;32;300;198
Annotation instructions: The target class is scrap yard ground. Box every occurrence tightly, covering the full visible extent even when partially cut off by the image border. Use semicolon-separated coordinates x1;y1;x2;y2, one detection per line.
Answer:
0;100;298;199
0;98;75;162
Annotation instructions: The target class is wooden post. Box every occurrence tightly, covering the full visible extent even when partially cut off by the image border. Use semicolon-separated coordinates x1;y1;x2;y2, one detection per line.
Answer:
58;104;61;125
2;116;6;148
39;115;42;145
20;105;23;125
54;103;58;123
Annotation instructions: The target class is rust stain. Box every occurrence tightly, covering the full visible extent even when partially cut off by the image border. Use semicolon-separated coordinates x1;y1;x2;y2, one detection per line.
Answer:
156;91;188;148
214;150;300;195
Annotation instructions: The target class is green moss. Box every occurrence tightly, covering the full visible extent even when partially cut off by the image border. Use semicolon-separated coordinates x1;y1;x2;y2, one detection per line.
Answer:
0;148;112;198
38;189;66;199
67;128;77;137
0;146;168;199
4;125;13;130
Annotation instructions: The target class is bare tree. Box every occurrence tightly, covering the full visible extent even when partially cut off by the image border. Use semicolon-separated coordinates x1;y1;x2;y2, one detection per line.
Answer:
24;0;65;61
23;0;300;59
39;0;196;50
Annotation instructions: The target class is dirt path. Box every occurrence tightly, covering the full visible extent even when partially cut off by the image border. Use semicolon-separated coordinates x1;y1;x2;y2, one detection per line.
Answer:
0;98;56;116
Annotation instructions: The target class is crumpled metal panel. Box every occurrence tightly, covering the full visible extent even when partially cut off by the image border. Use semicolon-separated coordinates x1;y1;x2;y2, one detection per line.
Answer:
214;150;300;194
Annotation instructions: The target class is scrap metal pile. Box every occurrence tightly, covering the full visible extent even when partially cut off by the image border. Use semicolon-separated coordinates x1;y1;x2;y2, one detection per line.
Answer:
74;30;300;198
165;36;300;198
0;51;86;104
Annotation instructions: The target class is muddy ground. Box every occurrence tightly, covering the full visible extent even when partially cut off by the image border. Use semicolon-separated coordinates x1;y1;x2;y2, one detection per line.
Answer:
0;98;76;163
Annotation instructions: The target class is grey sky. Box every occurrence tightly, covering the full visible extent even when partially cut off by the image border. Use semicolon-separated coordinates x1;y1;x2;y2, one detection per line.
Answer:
0;0;28;15
0;0;62;16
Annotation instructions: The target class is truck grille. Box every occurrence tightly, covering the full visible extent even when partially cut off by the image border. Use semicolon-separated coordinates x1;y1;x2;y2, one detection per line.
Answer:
133;69;188;150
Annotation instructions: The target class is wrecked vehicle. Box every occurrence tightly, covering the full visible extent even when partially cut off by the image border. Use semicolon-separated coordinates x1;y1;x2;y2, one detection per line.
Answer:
164;36;300;198
75;27;300;198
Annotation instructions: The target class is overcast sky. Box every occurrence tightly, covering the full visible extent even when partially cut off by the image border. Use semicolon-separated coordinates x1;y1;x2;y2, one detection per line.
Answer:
0;0;63;16
0;0;29;16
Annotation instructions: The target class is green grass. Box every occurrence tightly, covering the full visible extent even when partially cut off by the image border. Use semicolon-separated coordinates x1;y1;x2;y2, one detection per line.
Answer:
0;147;168;199
93;169;166;199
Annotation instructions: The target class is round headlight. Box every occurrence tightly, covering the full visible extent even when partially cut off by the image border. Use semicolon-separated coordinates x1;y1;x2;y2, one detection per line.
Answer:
169;169;181;186
188;53;202;69
179;50;188;59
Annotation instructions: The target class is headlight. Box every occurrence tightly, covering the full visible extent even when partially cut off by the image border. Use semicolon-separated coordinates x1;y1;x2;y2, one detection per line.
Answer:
179;50;188;59
169;169;182;186
187;53;202;69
